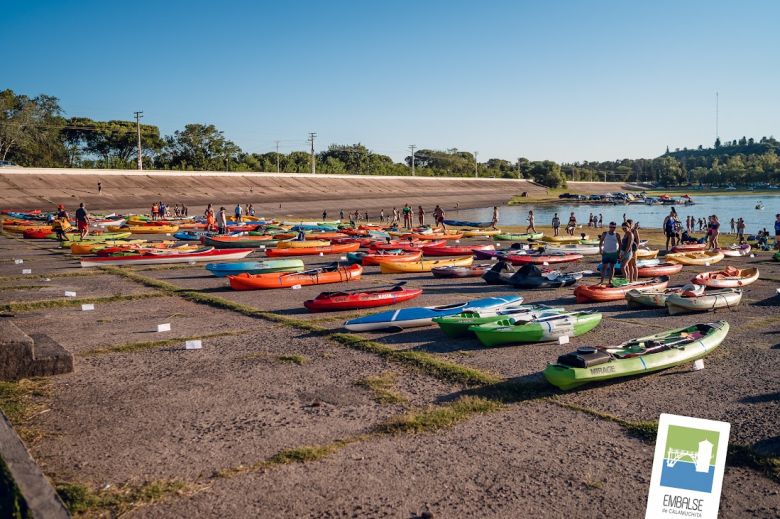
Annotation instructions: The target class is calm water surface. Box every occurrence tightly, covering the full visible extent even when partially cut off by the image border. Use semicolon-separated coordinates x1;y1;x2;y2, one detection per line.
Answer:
454;195;779;232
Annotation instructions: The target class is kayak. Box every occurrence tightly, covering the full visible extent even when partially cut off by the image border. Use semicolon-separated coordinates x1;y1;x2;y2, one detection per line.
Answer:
493;232;544;241
625;284;704;308
471;311;602;347
60;232;134;245
431;264;490;278
303;285;423;312
462;229;502;237
505;251;583;265
543;321;730;390
671;243;706;253
379;256;473;274
371;240;444;251
275;239;331;248
442;219;492;228
80;247;253;267
691;266;759;288
343;295;523;332
205;259;305;277
665;251;724;265
719;244;751;257
107;225;180;234
574;276;669;303
174;231;210;241
350;250;422;266
433;303;562;337
70;240;148;255
596;259;662;273
637;262;683;277
636;248;659;259
666;289;743;315
228;263;362;290
265;242;360;257
203;235;274;248
543;244;600;255
490;264;582;289
540;235;588;243
407;232;465;241
303;232;349;240
421;244;495;256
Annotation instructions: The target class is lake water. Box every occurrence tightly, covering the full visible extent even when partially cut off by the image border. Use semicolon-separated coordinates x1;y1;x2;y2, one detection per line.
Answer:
454;195;779;233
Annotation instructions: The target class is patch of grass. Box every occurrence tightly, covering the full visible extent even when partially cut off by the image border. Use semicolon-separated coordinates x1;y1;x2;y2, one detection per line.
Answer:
56;479;198;516
375;396;502;435
0;285;47;291
355;372;408;405
0;292;163;313
277;354;308;365
0;379;51;424
726;444;780;485
79;330;249;356
330;333;500;386
0;270;108;283
550;399;658;441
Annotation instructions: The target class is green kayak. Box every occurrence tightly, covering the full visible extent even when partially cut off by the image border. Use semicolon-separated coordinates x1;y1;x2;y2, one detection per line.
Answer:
774;251;780;262
492;232;544;241
470;311;602;347
433;304;564;337
543;321;729;391
60;232;133;245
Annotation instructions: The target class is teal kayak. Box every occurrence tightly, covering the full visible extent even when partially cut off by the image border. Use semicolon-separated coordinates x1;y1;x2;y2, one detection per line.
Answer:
543;321;729;390
471;311;602;347
432;304;564;337
205;259;304;277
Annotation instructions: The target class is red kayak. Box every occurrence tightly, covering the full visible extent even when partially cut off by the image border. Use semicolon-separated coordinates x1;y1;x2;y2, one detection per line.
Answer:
361;250;422;266
265;242;360;257
637;262;683;277
371;240;445;251
422;244;495;257
22;228;54;239
671;243;706;253
506;252;583;265
574;276;670;303
303;285;423;312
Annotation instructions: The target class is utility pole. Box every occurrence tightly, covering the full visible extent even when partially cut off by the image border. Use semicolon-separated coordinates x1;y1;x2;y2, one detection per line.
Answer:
308;132;317;174
409;144;416;176
715;91;719;142
274;140;281;173
474;151;478;178
133;111;143;170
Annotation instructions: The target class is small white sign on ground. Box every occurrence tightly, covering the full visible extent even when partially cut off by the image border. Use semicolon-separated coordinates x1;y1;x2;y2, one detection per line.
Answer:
22;268;31;274
319;252;324;256
185;340;202;350
64;291;77;297
558;335;570;345
291;284;302;290
81;304;95;311
14;259;23;264
692;359;704;371
157;323;171;332
340;256;347;260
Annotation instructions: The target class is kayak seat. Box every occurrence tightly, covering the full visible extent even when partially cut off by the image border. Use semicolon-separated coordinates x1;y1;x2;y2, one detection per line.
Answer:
556;348;611;368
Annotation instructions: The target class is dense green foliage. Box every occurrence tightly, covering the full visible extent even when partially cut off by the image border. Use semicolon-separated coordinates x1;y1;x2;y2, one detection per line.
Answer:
2;88;778;186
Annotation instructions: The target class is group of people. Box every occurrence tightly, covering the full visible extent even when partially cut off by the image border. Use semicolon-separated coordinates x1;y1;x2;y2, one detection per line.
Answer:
51;202;91;240
663;208;726;251
151;202;191;219
549;212;580;237
587;213;604;228
598;219;641;285
334;203;492;231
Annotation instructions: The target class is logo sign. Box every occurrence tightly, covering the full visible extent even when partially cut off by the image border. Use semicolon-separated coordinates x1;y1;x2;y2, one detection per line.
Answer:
646;414;730;519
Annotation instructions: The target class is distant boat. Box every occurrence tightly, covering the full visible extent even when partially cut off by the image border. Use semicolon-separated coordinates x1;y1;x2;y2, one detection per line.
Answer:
755;202;765;210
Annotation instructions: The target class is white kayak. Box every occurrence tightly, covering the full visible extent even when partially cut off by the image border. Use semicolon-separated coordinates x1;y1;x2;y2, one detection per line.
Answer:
665;288;743;315
543;244;600;255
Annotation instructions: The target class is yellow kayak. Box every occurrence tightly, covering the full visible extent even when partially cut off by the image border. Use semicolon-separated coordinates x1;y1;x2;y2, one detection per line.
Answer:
275;240;331;249
540;234;589;243
61;232;133;246
379;256;473;274
70;240;148;254
665;251;724;265
462;229;501;237
636;249;659;259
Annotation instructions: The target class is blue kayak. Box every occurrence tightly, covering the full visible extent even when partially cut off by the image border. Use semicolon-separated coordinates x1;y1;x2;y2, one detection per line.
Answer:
344;295;523;332
443;219;492;228
205;259;305;277
174;231;209;241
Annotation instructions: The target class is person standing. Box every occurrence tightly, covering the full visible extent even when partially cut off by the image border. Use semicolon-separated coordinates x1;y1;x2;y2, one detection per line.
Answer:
53;204;70;241
322;209;328;221
97;181;102;194
402;204;412;229
418;206;425;226
159;201;166;219
707;215;721;250
433;205;446;231
620;221;636;282
74;203;89;240
379;209;385;223
234;203;243;223
598;222;621;285
217;207;228;234
663;209;677;251
151;202;159;221
736;217;744;240
775;214;780;250
205;204;216;232
566;212;577;236
181;203;188;217
598;214;603;228
491;206;499;229
730;218;735;234
248;204;255;217
339;209;344;221
552;213;561;236
588;213;594;228
526;210;536;233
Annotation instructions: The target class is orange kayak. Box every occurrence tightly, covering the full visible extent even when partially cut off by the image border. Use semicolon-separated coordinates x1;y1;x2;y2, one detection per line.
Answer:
228;264;363;290
265;242;360;257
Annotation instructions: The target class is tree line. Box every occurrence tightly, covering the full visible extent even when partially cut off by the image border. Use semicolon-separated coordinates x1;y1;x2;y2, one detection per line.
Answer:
2;88;778;188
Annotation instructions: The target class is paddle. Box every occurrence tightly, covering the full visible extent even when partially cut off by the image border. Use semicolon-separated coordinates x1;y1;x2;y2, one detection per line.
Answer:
608;332;703;356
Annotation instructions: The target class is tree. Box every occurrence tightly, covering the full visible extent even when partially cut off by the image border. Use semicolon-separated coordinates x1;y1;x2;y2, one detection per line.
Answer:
158;124;241;170
0;89;67;166
529;161;566;188
63;117;163;168
715;137;721;149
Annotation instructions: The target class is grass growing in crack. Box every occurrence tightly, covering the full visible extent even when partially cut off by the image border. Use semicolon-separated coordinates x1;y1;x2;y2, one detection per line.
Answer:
277;354;308;365
0;284;47;291
56;479;198;516
80;330;249;356
726;445;780;484
375;396;502;435
0;270;107;283
550;399;658;441
0;292;162;313
355;372;408;405
0;378;51;443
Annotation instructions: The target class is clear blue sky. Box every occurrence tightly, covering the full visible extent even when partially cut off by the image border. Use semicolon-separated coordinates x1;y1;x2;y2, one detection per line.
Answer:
3;0;779;163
